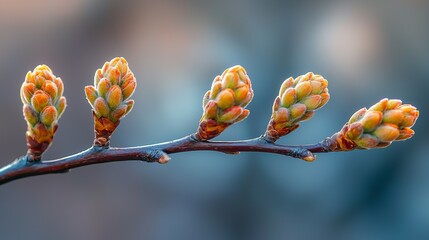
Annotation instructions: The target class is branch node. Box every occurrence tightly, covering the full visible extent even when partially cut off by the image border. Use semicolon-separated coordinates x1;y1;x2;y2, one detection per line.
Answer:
290;148;315;162
146;150;171;164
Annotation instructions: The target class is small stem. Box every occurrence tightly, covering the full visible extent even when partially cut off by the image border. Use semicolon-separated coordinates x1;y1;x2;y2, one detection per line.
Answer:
0;134;341;185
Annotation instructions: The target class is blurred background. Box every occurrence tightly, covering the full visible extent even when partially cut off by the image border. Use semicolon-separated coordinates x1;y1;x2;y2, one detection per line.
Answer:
0;0;427;239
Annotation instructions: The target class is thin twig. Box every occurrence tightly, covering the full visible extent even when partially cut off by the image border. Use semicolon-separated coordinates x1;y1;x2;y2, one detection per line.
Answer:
0;134;338;185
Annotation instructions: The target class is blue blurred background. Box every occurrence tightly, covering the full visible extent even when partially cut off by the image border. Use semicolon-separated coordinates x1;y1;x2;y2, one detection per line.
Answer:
0;0;427;239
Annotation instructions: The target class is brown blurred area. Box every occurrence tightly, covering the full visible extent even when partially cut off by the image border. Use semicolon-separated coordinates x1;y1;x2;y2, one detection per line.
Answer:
0;0;428;239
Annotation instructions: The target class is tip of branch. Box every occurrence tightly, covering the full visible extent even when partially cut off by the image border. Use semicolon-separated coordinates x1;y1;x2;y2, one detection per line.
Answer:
301;153;316;162
290;148;316;162
158;153;171;164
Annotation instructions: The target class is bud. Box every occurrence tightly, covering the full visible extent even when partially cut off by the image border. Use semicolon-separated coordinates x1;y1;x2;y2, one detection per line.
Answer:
106;85;123;109
21;83;36;104
373;123;399;142
94;97;110;117
295;82;312;100
40;106;58;127
111;104;128;120
196;65;254;141
42;81;58;101
265;72;330;142
56;96;67;118
335;98;419;150
21;65;66;161
216;89;235;109
281;88;296;108
121;76;136;100
218;106;243;123
301;95;322;111
360;111;382;132
31;91;50;113
289;103;307;120
84;86;98;106
85;57;137;147
97;78;111;98
397;128;414;141
125;100;134;115
23;105;38;126
355;134;380;149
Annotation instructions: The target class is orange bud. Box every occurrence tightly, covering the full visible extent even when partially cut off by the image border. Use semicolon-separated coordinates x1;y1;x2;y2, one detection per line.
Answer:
111;104;128;121
273;107;290;123
310;80;323;94
94;97;110;117
25;71;34;84
290;103;307;120
216;89;235;109
43;81;58;101
210;81;222;99
345;122;363;140
318;92;330;109
102;61;110;73
360;111;382;132
295;82;312;100
31;91;50;113
386;99;402;110
119;60;129;76
54;78;64;97
204;101;218;119
85;86;98;106
272;96;280;112
368;98;388;112
382;110;404;125
218;106;243;123
401;114;419;128
349;108;367;123
56;96;67;118
43;69;54;81
302;95;322;110
373;123;399;142
107;68;121;85
399;105;419;128
279;77;294;96
355;134;380;149
40;106;58;127
121;78;136;100
281;88;296;107
94;69;103;86
125;99;134;115
35;75;45;88
106;85;123;109
23;105;38;126
222;72;238;89
235;85;249;104
396;128;414;141
97;78;111;98
21;83;36;104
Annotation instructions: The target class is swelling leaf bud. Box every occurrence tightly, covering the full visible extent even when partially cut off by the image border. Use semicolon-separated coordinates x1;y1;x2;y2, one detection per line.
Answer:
335;98;419;150
85;57;137;147
196;65;254;141
21;65;66;161
265;72;330;142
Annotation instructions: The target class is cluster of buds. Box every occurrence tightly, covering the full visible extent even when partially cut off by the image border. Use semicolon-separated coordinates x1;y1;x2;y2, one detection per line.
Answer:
85;57;136;147
264;72;330;142
196;65;254;141
20;65;67;161
334;98;419;150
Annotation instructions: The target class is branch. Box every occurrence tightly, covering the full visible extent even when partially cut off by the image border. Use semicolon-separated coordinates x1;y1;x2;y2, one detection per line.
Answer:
0;134;338;185
10;60;419;187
